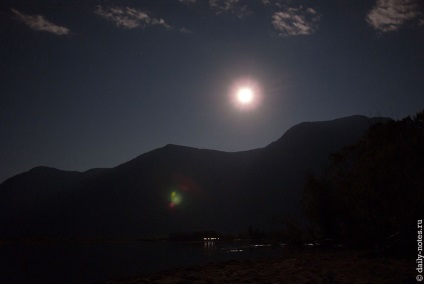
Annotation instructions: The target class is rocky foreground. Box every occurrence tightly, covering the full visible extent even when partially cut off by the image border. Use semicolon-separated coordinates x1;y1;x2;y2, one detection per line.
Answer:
106;250;414;283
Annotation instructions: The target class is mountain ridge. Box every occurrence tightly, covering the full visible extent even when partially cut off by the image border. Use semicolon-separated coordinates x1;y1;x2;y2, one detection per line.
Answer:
0;115;391;238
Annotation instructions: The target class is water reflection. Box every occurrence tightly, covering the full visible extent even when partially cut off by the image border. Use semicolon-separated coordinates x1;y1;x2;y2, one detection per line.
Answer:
0;240;288;282
227;248;244;252
203;241;216;253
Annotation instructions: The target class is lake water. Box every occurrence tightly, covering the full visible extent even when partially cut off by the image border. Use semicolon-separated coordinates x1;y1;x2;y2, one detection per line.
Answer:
0;240;289;283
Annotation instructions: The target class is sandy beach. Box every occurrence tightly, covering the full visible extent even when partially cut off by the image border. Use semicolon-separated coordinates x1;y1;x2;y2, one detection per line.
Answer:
106;249;414;283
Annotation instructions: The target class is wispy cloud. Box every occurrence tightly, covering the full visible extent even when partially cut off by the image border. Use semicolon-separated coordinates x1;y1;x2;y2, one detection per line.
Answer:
272;7;321;36
95;5;172;30
209;0;250;18
179;27;193;33
11;8;70;35
367;0;423;32
261;0;284;8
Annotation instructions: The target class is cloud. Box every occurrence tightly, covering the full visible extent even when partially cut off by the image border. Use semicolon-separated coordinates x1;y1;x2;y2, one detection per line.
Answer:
367;0;423;32
261;0;287;8
11;8;70;35
95;5;172;30
209;0;250;18
272;7;321;36
179;27;193;33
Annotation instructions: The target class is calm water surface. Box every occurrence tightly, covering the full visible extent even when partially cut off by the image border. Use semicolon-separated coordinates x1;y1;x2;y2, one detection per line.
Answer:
0;240;289;283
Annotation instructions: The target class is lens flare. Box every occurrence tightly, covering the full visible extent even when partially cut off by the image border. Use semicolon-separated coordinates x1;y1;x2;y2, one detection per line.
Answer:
167;174;202;209
169;191;182;208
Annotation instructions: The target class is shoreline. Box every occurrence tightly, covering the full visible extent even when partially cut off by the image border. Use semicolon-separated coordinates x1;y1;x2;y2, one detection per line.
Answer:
105;249;414;283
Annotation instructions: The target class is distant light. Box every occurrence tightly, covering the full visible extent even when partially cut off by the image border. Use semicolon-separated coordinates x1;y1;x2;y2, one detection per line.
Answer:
203;237;219;241
228;249;244;252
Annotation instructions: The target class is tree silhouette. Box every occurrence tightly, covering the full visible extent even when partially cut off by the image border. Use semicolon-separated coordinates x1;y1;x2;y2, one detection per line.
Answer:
303;110;424;249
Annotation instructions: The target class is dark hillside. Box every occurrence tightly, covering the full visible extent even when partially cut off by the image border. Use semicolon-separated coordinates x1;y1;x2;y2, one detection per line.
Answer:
0;115;388;239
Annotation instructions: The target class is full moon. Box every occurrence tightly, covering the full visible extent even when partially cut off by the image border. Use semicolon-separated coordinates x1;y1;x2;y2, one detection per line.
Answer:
237;87;254;104
230;78;261;111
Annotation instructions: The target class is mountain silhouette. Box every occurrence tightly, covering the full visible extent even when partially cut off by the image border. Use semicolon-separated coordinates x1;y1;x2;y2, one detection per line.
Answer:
0;115;389;239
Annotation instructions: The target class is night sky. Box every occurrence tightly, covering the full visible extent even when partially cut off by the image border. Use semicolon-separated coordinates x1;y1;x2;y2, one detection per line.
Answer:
1;0;423;183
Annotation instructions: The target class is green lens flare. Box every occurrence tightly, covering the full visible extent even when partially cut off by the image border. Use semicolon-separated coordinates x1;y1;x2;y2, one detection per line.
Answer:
170;191;182;207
